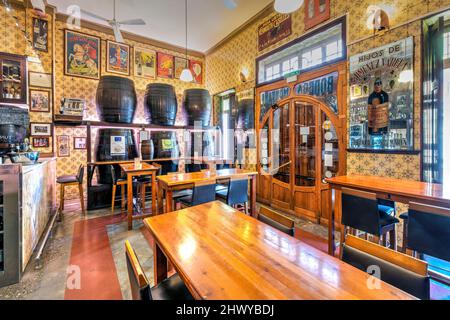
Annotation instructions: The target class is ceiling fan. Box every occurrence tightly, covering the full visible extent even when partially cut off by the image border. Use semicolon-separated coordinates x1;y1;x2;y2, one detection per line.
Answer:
80;0;146;43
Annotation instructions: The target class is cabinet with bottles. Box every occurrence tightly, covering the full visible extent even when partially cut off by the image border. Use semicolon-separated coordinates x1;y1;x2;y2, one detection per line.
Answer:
0;53;27;105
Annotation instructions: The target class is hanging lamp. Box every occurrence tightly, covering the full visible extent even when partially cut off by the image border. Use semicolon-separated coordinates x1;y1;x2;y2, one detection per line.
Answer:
274;0;304;14
180;0;194;82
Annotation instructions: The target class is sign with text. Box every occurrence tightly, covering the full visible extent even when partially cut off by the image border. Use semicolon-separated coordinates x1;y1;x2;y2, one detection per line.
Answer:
258;13;292;52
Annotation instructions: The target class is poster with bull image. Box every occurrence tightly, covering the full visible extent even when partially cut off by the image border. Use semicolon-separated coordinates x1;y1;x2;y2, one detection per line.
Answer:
349;37;414;151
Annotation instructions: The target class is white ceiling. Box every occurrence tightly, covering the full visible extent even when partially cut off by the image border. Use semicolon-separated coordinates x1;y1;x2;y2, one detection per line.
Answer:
48;0;273;52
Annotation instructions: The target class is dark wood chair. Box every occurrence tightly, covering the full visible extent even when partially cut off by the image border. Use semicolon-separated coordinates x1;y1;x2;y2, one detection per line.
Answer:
216;176;249;214
110;165;127;214
125;240;193;300
342;235;430;300
257;206;295;237
176;179;216;208
56;164;85;216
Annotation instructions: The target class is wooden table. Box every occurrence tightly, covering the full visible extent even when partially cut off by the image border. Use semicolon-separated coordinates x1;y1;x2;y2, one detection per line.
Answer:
144;201;414;300
157;168;258;216
120;162;159;230
326;175;450;255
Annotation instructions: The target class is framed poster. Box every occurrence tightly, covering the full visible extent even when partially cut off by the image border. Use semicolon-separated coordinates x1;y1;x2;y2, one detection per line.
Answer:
305;0;331;30
107;40;130;76
32;137;50;148
157;52;174;78
134;47;156;79
29;89;51;112
32;18;48;52
110;136;126;156
258;13;292;51
30;123;52;136
73;137;87;150
57;135;70;157
29;71;52;88
189;60;203;84
65;30;100;79
174;56;188;79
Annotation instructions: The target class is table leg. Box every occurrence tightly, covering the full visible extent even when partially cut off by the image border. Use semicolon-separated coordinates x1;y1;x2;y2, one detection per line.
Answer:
250;176;257;218
154;242;168;285
328;188;336;256
127;173;133;230
166;188;173;213
151;172;157;215
157;181;164;215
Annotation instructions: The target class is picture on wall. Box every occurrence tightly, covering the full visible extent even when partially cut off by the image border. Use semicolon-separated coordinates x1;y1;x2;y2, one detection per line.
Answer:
57;135;70;157
65;30;100;79
348;37;414;151
174;56;188;79
157;52;174;78
189;60;203;84
134;47;156;79
30;123;52;136
29;89;51;112
32;18;48;52
107;40;130;75
258;13;292;51
74;137;87;150
32;137;50;148
304;0;330;30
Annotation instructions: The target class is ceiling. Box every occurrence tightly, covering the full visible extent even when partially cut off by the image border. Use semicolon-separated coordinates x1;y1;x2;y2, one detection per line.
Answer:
47;0;273;53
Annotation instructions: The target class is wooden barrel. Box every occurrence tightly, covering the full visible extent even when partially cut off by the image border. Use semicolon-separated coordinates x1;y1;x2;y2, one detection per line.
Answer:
235;99;255;130
0;106;29;152
141;140;154;160
95;129;138;184
144;84;178;126
182;89;212;127
96;76;137;124
152;131;180;159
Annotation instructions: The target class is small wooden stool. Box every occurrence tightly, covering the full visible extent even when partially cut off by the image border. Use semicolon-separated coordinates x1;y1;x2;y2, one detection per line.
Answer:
57;164;85;216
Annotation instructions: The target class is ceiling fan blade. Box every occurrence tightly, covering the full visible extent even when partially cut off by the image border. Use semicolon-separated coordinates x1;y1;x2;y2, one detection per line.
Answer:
118;18;146;25
224;0;237;10
80;9;110;22
112;25;125;43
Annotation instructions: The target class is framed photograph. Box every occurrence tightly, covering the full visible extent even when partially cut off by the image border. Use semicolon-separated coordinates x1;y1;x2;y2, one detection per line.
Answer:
304;0;330;30
134;47;156;79
157;52;174;79
60;98;85;116
174;56;188;79
32;18;48;52
29;89;51;112
29;71;52;88
65;29;101;80
57;135;70;157
189;60;203;84
30;123;52;136
107;40;130;75
32;137;50;148
73;137;87;150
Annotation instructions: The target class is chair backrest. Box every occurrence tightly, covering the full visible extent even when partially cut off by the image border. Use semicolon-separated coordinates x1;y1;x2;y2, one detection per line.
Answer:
341;188;381;236
407;202;450;262
342;235;430;300
186;163;202;173
110;165;119;184
151;162;162;176
192;179;216;206
76;164;84;183
258;206;295;237
226;177;249;206
125;240;152;300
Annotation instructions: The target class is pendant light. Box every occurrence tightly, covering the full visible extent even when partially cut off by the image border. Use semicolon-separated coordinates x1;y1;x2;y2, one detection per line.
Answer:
180;0;194;82
274;0;304;14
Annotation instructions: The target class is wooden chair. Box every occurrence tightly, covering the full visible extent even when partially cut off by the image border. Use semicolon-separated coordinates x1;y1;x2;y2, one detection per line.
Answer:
176;179;216;209
56;164;85;216
342;235;430;300
125;240;192;300
257;206;295;237
216;176;249;214
136;162;161;212
110;165;127;214
341;188;399;249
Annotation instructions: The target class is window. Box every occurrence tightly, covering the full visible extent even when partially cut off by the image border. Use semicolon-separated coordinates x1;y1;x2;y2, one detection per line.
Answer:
213;89;236;161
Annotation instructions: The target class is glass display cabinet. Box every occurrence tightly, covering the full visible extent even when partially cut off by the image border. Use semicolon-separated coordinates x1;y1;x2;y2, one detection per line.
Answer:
0;53;27;105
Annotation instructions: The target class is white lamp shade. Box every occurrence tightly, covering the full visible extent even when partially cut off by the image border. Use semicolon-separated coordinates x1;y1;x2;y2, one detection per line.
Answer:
180;68;194;82
274;0;304;14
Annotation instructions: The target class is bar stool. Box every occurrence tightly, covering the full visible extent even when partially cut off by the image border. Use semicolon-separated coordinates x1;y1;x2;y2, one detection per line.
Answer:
341;188;399;249
216;177;249;214
136;162;161;212
110;165;127;214
176;179;216;208
57;164;85;216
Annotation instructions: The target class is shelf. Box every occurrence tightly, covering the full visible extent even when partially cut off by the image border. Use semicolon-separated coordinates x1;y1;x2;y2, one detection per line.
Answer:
54;120;216;131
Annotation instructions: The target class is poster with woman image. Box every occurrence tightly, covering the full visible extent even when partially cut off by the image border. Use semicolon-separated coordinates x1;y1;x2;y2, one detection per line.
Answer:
134;47;156;79
189;60;203;84
107;40;130;76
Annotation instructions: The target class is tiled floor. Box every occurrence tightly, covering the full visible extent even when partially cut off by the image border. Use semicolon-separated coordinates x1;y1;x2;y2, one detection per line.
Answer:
0;199;448;300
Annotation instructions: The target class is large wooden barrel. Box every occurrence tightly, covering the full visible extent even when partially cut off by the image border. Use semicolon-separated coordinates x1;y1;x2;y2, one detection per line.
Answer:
182;89;212;127
152;131;180;159
141;140;154;160
96;76;137;124
235;99;255;130
144;84;178;126
0;106;29;153
95;129;138;184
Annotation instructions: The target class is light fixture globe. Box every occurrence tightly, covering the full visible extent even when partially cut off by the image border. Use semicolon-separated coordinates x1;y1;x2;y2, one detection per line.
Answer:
180;68;194;82
274;0;304;14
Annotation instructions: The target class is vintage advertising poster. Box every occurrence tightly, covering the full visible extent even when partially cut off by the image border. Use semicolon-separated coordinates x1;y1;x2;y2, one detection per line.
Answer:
157;52;174;78
349;37;414;150
174;56;189;79
64;30;100;79
258;13;292;51
134;47;156;79
32;18;48;52
189;60;203;84
107;40;130;76
57;135;70;157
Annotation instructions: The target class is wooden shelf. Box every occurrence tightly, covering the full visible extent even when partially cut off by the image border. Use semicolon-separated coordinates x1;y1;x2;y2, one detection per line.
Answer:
54;120;216;131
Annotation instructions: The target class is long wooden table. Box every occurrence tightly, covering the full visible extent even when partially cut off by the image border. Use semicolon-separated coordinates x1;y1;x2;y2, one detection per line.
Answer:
326;175;450;255
120;162;159;230
157;168;258;216
144;201;414;300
